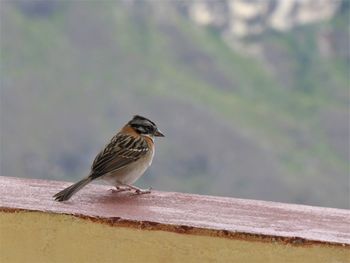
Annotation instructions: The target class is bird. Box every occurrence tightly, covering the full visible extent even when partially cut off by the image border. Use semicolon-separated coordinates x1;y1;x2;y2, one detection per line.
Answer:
53;115;164;202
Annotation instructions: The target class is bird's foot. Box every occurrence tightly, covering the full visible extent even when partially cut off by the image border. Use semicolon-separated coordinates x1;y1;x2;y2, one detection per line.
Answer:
109;186;131;193
134;187;152;195
125;184;152;195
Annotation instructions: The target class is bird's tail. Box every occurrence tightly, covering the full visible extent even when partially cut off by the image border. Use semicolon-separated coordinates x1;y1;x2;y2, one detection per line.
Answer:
53;177;92;202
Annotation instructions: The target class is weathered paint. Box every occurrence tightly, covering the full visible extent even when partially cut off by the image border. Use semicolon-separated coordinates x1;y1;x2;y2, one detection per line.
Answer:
0;176;349;262
1;211;349;263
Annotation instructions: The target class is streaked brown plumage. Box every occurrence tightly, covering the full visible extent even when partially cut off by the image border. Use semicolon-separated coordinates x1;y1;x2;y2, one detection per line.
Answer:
53;115;164;201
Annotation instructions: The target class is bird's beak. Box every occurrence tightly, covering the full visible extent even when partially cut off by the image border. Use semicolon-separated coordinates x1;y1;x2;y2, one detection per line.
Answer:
154;129;165;137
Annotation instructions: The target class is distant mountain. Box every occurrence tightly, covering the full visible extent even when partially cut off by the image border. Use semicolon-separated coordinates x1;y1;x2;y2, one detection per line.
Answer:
1;0;348;208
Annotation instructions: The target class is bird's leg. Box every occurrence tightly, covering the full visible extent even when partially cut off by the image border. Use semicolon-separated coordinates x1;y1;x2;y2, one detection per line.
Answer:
109;185;132;193
125;184;152;195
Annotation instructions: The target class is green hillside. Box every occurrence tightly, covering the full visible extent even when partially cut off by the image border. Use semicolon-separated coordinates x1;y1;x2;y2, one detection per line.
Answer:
1;1;348;208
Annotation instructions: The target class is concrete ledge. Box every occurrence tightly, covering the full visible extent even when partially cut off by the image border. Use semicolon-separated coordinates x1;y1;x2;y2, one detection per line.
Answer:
0;176;349;262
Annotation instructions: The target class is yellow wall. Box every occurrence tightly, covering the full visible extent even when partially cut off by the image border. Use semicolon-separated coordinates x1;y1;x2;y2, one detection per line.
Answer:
1;211;349;263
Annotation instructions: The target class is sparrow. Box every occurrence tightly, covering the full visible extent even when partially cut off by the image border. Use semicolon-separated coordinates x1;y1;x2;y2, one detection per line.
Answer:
53;115;164;202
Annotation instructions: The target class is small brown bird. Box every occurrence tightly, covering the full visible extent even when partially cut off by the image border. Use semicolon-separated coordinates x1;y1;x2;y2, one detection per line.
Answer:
53;115;164;201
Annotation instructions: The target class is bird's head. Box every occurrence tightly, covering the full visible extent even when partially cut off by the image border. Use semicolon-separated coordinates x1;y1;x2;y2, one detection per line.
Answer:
128;115;164;137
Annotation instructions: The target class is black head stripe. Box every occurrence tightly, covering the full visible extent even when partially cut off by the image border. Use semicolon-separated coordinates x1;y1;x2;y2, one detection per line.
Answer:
131;115;156;126
134;125;147;134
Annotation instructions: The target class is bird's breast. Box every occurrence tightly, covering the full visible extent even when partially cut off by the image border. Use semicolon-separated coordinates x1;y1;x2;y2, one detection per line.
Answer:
102;146;154;186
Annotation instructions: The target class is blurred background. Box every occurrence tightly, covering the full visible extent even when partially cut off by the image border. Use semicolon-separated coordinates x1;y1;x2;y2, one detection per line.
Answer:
1;0;349;208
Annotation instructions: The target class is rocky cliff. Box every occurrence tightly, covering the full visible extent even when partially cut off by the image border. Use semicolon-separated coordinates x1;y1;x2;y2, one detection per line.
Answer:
187;0;341;36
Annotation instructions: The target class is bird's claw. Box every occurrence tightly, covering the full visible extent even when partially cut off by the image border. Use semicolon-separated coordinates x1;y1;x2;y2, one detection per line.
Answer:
109;186;131;193
134;187;152;195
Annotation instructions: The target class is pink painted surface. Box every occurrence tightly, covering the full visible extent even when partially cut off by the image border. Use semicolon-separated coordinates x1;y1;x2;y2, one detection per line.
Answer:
0;176;349;245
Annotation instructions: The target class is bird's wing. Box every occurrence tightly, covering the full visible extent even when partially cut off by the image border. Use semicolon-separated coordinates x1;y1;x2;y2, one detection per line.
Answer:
89;133;149;180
